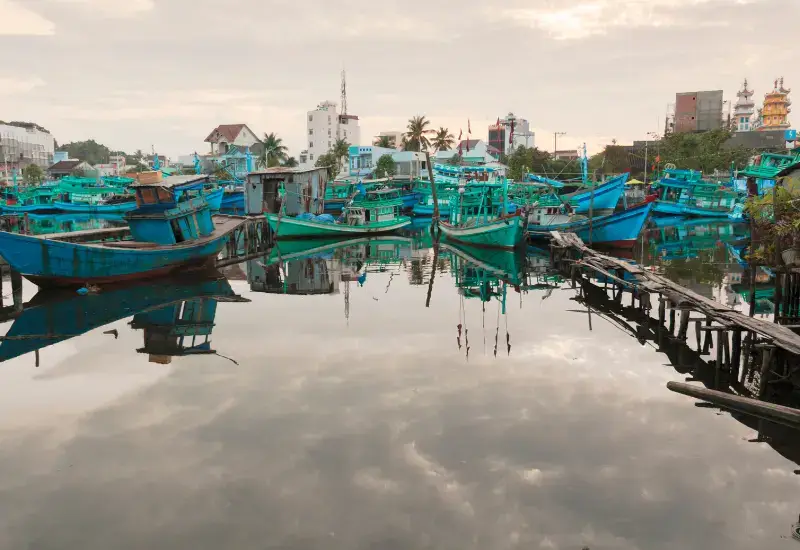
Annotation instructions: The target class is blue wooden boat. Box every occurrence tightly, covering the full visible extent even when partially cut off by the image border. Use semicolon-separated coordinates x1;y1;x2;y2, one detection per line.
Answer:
0;177;246;288
566;172;629;213
652;170;738;218
1;203;59;214
171;175;224;211
0;276;238;363
52;198;137;214
528;201;654;247
220;188;244;211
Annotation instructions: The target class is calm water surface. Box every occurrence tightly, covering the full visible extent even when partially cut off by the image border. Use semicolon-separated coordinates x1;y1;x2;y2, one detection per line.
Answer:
0;220;797;550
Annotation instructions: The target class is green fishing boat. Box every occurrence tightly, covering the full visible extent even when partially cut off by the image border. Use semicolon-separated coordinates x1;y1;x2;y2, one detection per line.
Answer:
267;186;411;239
438;181;526;249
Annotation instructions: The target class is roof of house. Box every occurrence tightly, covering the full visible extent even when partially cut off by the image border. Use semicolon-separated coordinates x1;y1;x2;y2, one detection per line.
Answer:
48;160;84;172
205;124;253;143
457;139;482;150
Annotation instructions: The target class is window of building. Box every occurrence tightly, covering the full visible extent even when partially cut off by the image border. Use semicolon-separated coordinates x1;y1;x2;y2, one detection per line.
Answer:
308;115;313;122
328;116;331;123
310;154;314;160
328;129;331;137
309;129;313;135
309;142;313;148
328;141;331;148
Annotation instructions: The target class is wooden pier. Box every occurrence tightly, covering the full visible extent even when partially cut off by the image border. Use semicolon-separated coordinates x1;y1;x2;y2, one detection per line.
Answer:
550;231;800;401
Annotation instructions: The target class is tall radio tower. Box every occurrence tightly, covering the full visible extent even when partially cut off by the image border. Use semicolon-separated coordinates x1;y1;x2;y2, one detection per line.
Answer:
340;69;348;116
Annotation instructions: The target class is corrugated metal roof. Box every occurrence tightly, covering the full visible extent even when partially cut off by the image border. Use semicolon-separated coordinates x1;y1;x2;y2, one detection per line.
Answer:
248;167;327;176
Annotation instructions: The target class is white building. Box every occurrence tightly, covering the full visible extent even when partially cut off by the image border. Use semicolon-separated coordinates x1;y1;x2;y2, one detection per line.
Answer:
348;146;429;180
488;113;535;156
734;78;756;132
376;131;404;149
0;122;55;172
303;101;361;167
434;140;500;165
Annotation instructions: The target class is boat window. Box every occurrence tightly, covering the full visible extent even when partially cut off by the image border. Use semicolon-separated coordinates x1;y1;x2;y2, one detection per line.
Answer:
157;187;173;202
170;219;185;243
139;188;158;205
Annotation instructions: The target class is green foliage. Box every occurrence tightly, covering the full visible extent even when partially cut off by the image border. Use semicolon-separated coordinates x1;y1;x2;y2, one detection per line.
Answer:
405;115;432;152
658;129;752;173
448;154;463;166
315;152;338;180
71;168;87;178
589;145;632;176
432;127;455;152
375;155;396;178
283;156;299;168
506;146;570;180
258;132;288;168
59;139;112;165
373;135;394;148
331;138;350;172
22;164;43;185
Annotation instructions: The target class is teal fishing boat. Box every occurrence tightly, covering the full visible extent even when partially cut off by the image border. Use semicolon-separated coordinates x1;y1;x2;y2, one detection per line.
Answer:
267;186;411;239
653;168;739;218
438;181;526;249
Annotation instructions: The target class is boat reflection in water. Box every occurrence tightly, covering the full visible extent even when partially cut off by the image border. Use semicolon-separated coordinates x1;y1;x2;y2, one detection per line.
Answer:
0;274;248;365
247;236;415;295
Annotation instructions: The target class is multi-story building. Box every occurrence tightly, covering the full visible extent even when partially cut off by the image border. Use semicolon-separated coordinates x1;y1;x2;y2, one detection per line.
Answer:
303;101;361;166
734;79;756;132
488;113;535;156
553;149;580;161
674;90;724;133
0;122;55;177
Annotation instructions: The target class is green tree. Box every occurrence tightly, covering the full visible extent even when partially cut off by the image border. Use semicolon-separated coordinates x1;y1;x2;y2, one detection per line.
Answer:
448;153;463;166
404;115;433;152
315;152;338;180
657;129;752;174
331;138;350;172
22;164;43;185
375;154;396;178
283;156;299;168
432;127;455;151
373;135;394;148
506;146;554;180
59;139;112;165
258;132;288;168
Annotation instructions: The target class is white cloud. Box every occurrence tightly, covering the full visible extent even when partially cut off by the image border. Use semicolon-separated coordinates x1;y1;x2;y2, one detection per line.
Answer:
0;76;45;95
48;0;155;17
495;0;762;40
0;0;55;35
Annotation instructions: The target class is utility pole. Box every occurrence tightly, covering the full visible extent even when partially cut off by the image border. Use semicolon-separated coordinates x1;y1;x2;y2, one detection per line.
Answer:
553;131;566;158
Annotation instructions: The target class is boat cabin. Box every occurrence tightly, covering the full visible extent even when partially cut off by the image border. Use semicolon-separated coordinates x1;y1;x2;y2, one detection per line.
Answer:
131;297;219;363
344;187;403;226
245;167;328;216
126;175;215;245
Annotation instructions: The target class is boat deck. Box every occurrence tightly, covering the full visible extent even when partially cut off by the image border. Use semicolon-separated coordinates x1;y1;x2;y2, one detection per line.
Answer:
34;226;131;243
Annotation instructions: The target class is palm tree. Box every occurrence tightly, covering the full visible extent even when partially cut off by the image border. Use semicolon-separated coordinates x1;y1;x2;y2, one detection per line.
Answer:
374;135;394;148
258;132;288;168
331;138;350;172
432;127;455;152
405;115;433;152
283;156;298;168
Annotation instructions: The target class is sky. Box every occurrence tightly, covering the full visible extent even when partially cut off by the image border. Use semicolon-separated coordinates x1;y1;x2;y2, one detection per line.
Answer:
1;0;798;159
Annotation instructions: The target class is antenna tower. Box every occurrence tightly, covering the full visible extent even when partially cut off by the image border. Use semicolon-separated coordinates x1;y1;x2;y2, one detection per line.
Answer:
340;69;347;116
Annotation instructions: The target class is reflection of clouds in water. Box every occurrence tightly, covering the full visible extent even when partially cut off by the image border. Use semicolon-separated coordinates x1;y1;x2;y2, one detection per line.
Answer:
0;270;798;549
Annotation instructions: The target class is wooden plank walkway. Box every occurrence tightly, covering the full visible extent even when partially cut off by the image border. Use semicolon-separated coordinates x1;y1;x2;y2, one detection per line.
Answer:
551;231;800;356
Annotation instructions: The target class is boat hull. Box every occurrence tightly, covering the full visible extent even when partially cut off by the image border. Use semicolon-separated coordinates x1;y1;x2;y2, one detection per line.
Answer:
653;200;732;218
567;173;628;214
412;203;451;217
203;188;224;211
52;201;137;214
266;213;412;239
0;218;244;288
221;191;244;211
529;202;653;248
439;215;526;249
2;203;59;214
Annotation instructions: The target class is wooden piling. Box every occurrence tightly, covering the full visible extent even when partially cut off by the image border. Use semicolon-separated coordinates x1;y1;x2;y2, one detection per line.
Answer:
678;309;690;340
731;329;742;380
667;381;800;430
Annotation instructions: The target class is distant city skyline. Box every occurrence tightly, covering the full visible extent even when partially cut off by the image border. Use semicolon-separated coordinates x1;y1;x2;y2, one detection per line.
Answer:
1;0;797;159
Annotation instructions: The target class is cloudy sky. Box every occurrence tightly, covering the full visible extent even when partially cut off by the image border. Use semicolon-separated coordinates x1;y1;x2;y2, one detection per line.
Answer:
1;0;797;159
